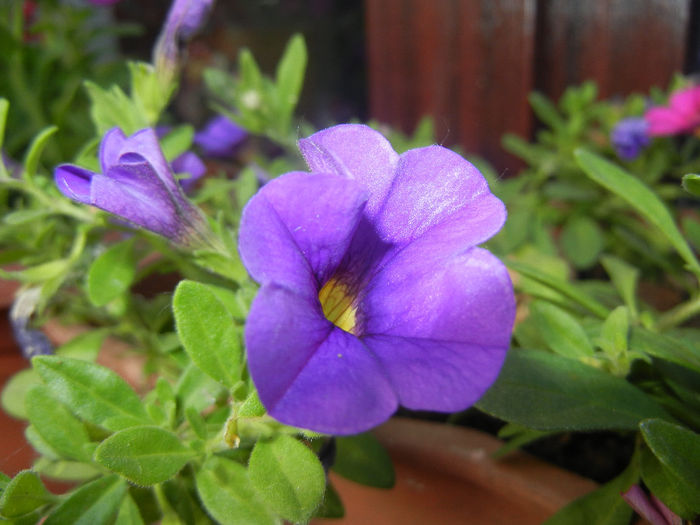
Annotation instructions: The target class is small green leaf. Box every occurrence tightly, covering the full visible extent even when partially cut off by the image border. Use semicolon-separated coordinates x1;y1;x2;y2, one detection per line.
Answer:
598;306;629;359
313;482;344;519
640;445;700;519
55;330;106;362
275;34;307;124
507;260;609;318
22;126;58;180
173;280;244;387
175;363;227;413
84;81;146;136
528;91;565;132
1;369;41;420
185;407;208;440
94;426;196;486
681;173;700;196
249;434;326;523
25;384;91;461
114;492;145;525
529;301;594;359
332;433;395;488
575;149;700;275
87;240;137;307
477;350;672;431
559;216;604;269
33;356;151;431
543;452;638;525
630;328;700;374
195;456;278;525
159;124;194;162
0;98;9;151
0;470;52;518
640;419;700;495
600;256;639;320
34;458;102;483
44;475;127;525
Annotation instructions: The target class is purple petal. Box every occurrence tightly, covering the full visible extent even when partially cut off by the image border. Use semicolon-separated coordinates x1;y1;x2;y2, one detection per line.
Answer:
377;145;505;247
194;115;247;158
119;129;179;194
245;284;398;435
99;128;127;172
360;247;514;410
298;124;399;217
172;151;206;193
54;165;94;204
239;172;368;295
621;486;671;525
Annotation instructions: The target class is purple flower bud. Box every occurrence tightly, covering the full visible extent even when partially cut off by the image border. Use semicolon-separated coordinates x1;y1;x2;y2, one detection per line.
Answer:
10;289;53;359
194;115;248;158
54;127;210;246
621;485;682;525
172;151;206;192
611;117;650;160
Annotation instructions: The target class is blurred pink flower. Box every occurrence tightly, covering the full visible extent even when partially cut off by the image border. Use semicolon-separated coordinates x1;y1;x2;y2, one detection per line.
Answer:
645;85;700;136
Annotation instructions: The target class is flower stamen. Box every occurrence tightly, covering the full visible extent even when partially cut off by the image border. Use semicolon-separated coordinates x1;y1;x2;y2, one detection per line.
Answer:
318;278;357;333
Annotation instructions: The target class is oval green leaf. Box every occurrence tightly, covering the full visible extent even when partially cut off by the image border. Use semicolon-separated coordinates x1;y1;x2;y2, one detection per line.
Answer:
249;435;325;523
94;426;195;486
87;240;136;306
332;433;395;488
44;475;127;525
529;301;594;359
0;470;52;518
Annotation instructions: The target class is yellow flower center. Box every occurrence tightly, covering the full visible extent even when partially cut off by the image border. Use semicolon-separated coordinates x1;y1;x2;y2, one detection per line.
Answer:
318;278;357;333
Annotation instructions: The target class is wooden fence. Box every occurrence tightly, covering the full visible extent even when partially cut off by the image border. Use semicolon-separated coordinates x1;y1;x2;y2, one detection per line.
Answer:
365;0;691;170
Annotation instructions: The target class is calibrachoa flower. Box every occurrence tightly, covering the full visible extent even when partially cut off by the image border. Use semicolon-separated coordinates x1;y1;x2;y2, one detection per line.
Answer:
172;151;206;192
194;115;247;158
645;85;700;136
611;117;650;160
239;124;515;435
54;128;210;246
621;485;682;525
154;0;215;84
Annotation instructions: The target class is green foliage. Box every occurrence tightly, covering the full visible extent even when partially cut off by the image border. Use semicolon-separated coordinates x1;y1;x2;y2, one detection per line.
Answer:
87;239;137;306
0;470;52;519
332;433;395;488
248;435;326;524
44;475;127;525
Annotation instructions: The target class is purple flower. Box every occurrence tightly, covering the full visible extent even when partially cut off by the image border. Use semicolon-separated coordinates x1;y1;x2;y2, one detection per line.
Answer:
645;85;700;136
154;0;215;81
621;485;682;525
54;128;209;245
611;117;650;160
194;115;247;158
172;151;206;192
239;124;515;435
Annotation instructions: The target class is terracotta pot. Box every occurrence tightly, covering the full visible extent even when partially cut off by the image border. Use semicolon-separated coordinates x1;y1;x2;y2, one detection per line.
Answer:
322;418;598;525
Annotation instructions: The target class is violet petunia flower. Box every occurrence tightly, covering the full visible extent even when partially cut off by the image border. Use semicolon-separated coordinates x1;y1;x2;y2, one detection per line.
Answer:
611;117;650;160
54;128;210;246
621;485;682;525
172;151;206;192
238;124;515;435
154;0;215;83
645;85;700;136
194;115;247;158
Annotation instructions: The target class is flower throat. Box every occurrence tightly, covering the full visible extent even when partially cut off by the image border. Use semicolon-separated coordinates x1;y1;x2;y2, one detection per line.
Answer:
318;278;357;334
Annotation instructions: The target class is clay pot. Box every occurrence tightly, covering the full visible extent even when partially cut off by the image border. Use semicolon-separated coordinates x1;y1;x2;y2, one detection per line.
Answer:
323;418;597;525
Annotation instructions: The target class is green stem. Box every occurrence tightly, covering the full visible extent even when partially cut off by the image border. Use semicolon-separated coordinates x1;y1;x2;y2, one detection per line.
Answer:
656;294;700;331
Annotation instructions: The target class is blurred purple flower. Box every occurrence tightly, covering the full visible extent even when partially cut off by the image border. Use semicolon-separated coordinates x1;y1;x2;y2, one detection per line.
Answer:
194;115;247;158
154;0;215;81
611;117;650;160
621;485;682;525
645;85;700;136
54;128;208;245
239;124;515;435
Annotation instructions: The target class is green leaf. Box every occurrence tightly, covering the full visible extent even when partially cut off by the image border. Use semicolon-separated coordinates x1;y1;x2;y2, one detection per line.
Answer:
185;406;208;440
543;452;638;525
529;301;594;359
84;81;146;136
22;126;58;180
25;384;91;461
681;173;700;196
575;149;700;274
94;426;196;486
33;356;151;431
0;470;52;518
55;330;106;362
559;216;604;269
332;433;395;488
0;98;9;152
87;240;137;307
640;419;700;494
629;328;700;374
528;91;564;132
44;475;127;525
128;61;173;126
640;445;700;519
597;306;629;359
313;482;344;519
507;260;609;318
600;255;639;319
476;350;672;431
175;363;227;413
159;125;194;162
34;458;102;483
249;434;326;523
173;280;244;387
195;456;278;525
114;492;145;525
1;369;41;420
275;34;307;122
